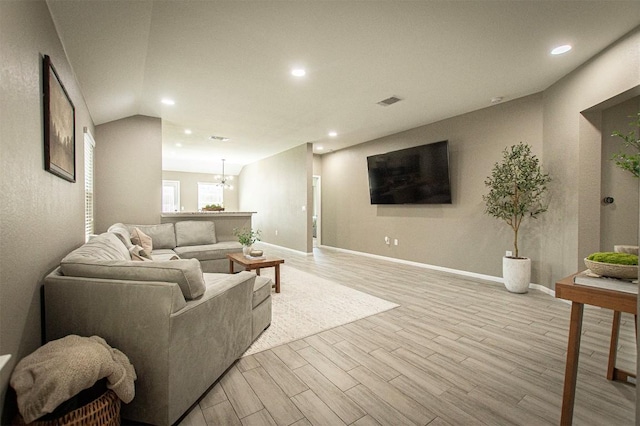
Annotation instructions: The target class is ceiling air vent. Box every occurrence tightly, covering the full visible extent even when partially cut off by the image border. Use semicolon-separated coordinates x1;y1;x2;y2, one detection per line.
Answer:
209;135;230;142
377;96;402;107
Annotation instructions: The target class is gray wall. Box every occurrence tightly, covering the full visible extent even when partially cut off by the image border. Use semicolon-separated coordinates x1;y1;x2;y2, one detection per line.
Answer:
95;115;162;232
322;94;545;281
0;1;94;420
600;97;640;252
239;144;313;253
321;27;640;289
542;27;640;288
162;170;239;212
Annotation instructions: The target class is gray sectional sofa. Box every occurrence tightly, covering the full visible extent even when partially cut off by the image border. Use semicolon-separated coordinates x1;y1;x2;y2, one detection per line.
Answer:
43;220;272;426
111;220;244;273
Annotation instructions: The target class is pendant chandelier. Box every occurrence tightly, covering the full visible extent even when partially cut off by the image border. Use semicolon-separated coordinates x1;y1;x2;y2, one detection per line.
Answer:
215;159;233;189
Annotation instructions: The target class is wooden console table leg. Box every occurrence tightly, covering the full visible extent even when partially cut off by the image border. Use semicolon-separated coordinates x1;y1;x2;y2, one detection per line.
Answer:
275;264;281;293
561;301;584;426
229;259;234;274
607;311;622;381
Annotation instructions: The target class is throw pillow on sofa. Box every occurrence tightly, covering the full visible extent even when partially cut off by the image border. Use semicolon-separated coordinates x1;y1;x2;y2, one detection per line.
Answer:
129;245;152;261
130;228;153;253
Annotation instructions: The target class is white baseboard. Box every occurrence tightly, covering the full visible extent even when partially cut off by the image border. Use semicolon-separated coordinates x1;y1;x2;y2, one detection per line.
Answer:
257;241;313;256
318;244;556;297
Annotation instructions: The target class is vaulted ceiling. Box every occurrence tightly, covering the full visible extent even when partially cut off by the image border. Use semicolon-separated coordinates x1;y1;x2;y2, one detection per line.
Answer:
48;1;640;175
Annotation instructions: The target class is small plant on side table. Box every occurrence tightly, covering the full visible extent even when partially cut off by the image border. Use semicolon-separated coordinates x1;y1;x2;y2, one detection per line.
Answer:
233;227;261;247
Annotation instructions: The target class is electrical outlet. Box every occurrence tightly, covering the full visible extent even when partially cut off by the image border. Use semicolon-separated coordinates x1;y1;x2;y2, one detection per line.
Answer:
506;250;513;257
384;236;390;245
275;230;278;236
394;239;398;246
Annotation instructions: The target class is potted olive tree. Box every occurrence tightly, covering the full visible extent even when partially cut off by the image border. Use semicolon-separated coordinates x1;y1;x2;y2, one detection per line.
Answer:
483;142;551;293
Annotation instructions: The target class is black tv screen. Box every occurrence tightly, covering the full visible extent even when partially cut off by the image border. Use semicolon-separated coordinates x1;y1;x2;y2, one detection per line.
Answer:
367;140;452;204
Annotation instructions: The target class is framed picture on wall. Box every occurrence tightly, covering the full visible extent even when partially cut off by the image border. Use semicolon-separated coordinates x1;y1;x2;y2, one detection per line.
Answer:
43;54;75;182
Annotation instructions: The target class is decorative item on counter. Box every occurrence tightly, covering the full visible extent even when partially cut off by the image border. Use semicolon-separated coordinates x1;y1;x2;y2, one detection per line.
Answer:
250;250;263;257
201;203;224;212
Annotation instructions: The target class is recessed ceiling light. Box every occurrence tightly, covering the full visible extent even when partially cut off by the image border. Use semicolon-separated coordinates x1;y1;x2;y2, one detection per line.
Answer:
328;131;338;137
161;98;175;105
316;146;324;151
291;68;306;77
176;143;182;147
184;129;192;135
551;44;572;55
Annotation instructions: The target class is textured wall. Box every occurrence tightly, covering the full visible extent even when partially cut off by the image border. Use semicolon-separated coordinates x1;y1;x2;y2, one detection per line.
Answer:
600;97;640;252
239;144;313;253
321;94;545;282
320;28;640;290
95;115;162;232
542;28;640;288
0;1;94;420
161;170;239;212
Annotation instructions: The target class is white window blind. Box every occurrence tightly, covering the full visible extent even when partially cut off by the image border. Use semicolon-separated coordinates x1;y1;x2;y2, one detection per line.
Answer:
197;182;223;209
162;180;181;212
84;129;96;242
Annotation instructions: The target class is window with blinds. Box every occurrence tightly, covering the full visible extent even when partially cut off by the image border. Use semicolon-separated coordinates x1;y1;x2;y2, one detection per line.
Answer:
84;129;95;241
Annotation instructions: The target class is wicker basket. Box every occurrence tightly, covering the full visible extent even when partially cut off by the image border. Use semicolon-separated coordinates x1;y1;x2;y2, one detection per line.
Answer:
14;390;120;426
584;258;638;280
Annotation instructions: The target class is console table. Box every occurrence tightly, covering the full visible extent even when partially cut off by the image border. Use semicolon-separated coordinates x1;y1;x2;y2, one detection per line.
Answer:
555;273;637;425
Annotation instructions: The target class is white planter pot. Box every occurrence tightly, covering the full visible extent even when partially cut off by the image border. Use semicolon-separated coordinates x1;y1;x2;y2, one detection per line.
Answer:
242;245;252;256
502;256;531;293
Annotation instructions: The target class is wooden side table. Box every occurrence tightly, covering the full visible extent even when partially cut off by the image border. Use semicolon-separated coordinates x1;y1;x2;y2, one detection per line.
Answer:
555;273;637;425
227;252;285;293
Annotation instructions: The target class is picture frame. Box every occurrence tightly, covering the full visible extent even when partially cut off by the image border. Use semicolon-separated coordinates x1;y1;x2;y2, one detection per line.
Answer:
43;54;75;182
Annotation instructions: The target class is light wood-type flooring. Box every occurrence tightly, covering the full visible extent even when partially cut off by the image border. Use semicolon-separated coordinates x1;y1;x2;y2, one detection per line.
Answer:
177;246;636;426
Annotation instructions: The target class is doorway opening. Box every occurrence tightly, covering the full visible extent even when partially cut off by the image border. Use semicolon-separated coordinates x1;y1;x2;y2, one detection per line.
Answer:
313;176;321;248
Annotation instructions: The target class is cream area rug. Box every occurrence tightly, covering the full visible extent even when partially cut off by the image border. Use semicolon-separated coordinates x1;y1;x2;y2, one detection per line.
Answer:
243;265;399;356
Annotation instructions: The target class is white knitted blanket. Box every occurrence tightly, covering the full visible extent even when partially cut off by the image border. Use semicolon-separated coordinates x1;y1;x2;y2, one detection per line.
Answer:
10;335;136;423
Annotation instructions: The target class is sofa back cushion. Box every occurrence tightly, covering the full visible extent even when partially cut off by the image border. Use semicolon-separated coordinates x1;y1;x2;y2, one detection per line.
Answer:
60;235;205;300
61;258;205;300
125;223;176;249
175;221;217;246
61;232;131;263
107;223;134;249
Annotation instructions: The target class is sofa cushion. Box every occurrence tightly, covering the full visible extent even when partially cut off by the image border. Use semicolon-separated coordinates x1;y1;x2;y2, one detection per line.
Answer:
61;232;131;263
131;228;153;253
60;257;206;300
174;241;242;261
125;223;176;249
252;276;272;309
175;221;217;246
107;223;134;249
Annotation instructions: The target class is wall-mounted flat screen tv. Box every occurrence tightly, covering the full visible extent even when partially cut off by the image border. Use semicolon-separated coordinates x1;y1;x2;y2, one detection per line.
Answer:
367;140;452;204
